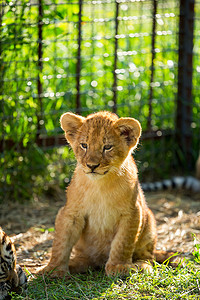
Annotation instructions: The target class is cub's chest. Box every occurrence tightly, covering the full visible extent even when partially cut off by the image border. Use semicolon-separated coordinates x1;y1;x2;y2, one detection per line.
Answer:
82;187;124;234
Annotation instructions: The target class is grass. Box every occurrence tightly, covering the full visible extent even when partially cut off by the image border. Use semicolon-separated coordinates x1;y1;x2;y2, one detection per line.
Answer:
11;247;200;300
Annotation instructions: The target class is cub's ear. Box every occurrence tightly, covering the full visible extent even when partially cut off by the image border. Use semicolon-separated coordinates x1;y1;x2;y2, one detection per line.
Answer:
60;112;85;144
114;117;141;149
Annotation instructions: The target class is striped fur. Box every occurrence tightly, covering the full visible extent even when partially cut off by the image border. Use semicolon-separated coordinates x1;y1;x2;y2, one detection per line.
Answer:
0;228;27;299
141;176;200;193
0;227;17;284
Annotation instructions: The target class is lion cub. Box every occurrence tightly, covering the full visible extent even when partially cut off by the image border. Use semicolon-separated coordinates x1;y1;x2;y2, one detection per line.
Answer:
41;111;157;276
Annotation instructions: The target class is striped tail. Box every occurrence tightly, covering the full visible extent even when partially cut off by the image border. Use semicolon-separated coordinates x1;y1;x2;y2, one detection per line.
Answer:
141;176;200;193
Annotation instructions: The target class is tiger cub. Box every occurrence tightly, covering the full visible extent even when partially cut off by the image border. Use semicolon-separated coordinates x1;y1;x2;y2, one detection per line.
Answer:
0;227;27;299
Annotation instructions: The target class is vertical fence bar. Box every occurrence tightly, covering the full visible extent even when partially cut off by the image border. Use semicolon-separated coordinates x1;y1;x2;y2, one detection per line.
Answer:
75;0;83;115
0;2;3;73
0;2;5;151
0;1;4;196
147;0;157;131
0;2;3;112
112;1;119;114
37;0;43;136
176;0;195;171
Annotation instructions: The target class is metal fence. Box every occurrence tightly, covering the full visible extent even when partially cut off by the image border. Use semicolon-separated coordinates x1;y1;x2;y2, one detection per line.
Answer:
0;0;199;201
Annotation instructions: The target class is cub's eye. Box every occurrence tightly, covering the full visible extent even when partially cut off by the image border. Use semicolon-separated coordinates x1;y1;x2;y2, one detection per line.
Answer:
103;145;113;151
80;143;87;150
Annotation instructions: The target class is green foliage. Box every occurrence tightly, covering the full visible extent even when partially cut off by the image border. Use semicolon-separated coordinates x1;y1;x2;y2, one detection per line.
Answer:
0;145;75;202
1;0;199;201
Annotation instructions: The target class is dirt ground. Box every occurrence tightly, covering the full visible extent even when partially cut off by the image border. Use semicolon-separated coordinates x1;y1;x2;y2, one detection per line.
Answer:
0;188;200;274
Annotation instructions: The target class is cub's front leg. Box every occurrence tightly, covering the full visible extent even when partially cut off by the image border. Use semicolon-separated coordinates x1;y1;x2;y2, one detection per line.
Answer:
39;206;85;277
105;208;145;276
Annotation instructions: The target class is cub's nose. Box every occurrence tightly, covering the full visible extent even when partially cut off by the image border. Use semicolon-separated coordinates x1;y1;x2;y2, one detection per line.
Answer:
86;163;100;172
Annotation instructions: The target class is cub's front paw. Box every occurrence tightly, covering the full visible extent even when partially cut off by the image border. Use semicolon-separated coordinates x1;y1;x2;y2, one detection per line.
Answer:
105;262;137;276
36;265;69;278
133;261;153;273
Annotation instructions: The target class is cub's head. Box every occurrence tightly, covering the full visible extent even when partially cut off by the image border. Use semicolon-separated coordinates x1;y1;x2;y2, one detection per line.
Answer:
60;111;141;179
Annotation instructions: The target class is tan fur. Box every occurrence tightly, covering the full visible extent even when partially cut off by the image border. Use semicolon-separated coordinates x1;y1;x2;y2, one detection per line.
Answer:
196;153;200;180
39;111;158;276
